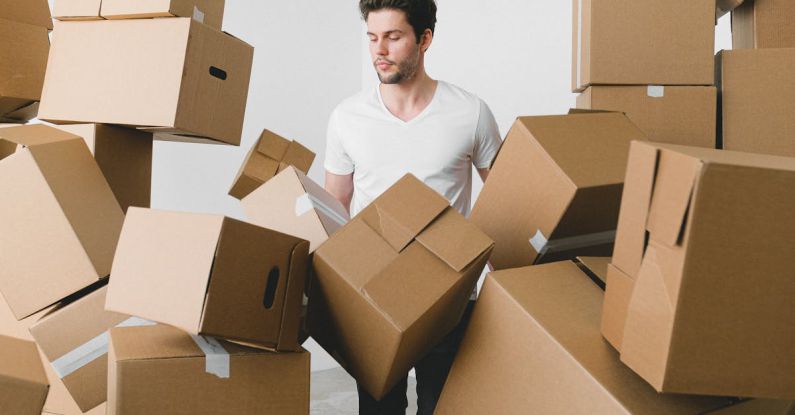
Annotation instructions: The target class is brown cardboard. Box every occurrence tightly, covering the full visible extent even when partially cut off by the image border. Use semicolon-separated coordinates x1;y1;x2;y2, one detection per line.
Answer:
435;261;750;415
0;0;53;29
572;0;715;92
108;324;310;415
106;207;310;351
54;0;225;29
470;112;646;271
229;129;316;200
601;263;635;351
718;0;745;18
577;86;717;148
732;0;795;49
241;166;349;253
0;125;124;319
0;18;49;122
55;124;153;212
0;335;49;415
39;18;253;146
310;174;494;400
30;286;131;413
610;141;795;399
575;256;609;286
717;49;795;157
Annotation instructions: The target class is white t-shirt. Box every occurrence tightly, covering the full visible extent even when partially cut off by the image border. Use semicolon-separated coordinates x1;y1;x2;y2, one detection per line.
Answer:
325;80;502;217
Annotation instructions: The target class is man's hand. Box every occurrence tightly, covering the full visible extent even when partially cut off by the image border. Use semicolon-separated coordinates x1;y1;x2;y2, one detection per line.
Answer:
325;171;354;214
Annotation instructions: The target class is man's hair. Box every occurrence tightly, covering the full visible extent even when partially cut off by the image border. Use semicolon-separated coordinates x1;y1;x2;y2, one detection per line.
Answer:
359;0;437;44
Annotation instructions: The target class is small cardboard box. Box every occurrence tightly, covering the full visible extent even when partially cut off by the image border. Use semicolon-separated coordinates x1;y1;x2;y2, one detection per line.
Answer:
107;208;310;351
55;124;153;212
572;0;715;92
732;0;795;48
717;0;745;18
54;0;224;29
30;286;139;413
39;18;253;145
577;86;717;148
241;166;349;253
717;49;795;157
230;129;315;200
470;112;646;271
610;141;795;399
0;0;53;29
0;125;124;320
436;261;751;414
108;324;310;415
0;18;49;122
310;174;494;400
0;335;49;415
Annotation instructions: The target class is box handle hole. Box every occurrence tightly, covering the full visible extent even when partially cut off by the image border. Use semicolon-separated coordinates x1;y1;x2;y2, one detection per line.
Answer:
263;267;280;309
209;66;228;80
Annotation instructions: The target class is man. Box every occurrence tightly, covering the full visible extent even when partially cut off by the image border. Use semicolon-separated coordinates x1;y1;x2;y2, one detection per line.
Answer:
324;1;502;413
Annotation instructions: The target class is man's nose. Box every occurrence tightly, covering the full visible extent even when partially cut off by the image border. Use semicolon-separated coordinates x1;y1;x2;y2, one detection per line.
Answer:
375;39;388;56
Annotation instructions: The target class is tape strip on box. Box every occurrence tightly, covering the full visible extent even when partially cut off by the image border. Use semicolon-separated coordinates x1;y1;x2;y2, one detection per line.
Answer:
530;229;617;257
190;335;230;379
295;193;348;226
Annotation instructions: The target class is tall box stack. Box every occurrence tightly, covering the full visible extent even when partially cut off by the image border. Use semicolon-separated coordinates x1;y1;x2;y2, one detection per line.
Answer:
573;0;717;148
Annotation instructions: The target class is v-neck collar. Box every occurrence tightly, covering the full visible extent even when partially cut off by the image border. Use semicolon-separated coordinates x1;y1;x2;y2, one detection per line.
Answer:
376;81;440;126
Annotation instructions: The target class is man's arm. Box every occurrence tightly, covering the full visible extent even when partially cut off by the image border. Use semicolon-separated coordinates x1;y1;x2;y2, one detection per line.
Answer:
477;167;490;183
325;171;354;214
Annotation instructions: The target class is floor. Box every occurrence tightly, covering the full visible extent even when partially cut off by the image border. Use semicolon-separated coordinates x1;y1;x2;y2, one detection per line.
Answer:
310;368;418;414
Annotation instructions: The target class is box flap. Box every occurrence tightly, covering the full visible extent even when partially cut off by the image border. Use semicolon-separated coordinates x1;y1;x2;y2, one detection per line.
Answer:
0;335;48;386
0;124;81;147
646;149;701;246
415;208;493;272
282;140;315;174
0;0;53;29
361;174;449;252
0;19;49;101
110;324;262;362
53;0;102;19
256;129;290;160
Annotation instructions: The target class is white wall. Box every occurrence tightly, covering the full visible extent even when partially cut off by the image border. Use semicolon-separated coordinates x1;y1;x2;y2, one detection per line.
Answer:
44;0;733;373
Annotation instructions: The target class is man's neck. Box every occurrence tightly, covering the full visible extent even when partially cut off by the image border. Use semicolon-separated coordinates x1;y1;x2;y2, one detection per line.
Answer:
380;71;438;122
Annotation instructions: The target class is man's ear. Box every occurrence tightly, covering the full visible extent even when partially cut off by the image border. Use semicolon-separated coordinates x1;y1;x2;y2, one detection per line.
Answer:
421;29;433;52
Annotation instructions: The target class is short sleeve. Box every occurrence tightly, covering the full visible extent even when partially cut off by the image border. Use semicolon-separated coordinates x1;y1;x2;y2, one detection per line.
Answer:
472;99;502;169
324;108;355;175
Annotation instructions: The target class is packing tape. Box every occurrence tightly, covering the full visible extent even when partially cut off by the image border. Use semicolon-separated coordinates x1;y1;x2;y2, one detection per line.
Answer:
530;229;617;257
576;0;583;88
647;85;665;98
295;193;349;227
190;335;230;379
192;6;205;23
50;317;156;379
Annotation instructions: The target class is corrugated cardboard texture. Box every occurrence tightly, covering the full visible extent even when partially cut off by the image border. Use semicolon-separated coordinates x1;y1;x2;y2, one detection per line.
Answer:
39;18;253;145
575;256;610;285
577;86;717;148
616;141;795;399
718;49;795;157
100;0;225;29
108;325;310;415
0;18;49;120
436;261;743;414
572;0;715;92
732;0;795;49
0;335;49;415
0;0;53;28
107;208;310;351
30;286;129;412
717;0;745;18
311;174;493;399
55;124;153;212
0;126;124;319
471;113;645;270
52;0;103;20
242;166;348;253
229;129;316;199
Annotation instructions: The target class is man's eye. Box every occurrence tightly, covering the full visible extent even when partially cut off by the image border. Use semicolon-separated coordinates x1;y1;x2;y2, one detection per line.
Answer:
389;37;400;41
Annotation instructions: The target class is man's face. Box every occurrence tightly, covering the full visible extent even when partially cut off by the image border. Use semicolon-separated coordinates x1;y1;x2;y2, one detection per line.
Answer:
366;9;423;84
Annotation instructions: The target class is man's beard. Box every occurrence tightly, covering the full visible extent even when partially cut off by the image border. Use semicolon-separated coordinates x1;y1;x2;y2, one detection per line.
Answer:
375;46;420;84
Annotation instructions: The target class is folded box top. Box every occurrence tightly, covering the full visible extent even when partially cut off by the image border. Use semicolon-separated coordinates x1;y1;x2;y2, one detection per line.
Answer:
0;124;81;148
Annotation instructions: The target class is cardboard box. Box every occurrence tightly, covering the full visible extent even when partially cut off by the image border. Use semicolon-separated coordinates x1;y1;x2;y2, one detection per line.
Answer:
436;261;766;415
0;125;124;320
230;129;315;200
108;324;310;415
470;112;646;271
107;207;310;351
577;86;717;148
310;174;493;399
54;0;224;30
717;49;795;157
55;124;153;212
575;256;609;286
717;0;745;18
39;18;253;145
30;286;139;413
0;335;49;415
0;0;53;29
732;0;795;49
572;0;715;92
241;166;349;253
0;18;49;122
610;141;795;399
